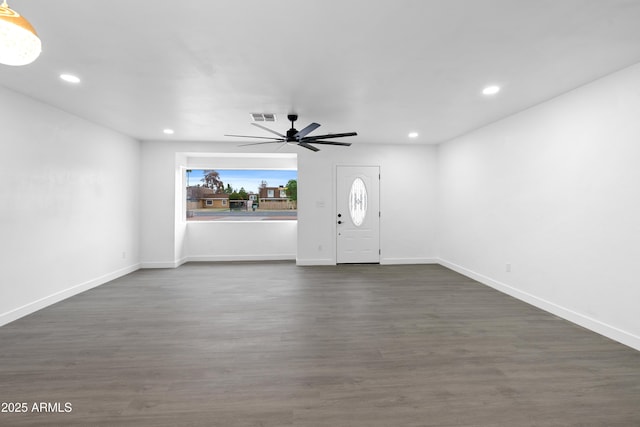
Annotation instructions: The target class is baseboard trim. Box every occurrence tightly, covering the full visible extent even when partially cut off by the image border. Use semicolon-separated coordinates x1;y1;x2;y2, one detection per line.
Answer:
140;259;186;269
296;258;336;266
186;254;296;263
296;257;439;266
381;257;438;265
0;263;140;327
438;258;640;352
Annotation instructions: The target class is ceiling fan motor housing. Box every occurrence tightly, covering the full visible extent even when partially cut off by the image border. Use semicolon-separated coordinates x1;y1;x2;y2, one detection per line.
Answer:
286;128;298;141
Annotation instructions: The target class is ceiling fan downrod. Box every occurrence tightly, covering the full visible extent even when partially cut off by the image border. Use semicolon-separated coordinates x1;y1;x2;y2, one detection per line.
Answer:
286;114;298;141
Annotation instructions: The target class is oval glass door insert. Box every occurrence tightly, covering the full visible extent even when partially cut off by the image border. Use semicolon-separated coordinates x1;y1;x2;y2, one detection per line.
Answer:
349;177;368;226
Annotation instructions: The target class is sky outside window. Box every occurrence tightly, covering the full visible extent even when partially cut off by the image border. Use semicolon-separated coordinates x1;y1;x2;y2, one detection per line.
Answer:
186;169;296;192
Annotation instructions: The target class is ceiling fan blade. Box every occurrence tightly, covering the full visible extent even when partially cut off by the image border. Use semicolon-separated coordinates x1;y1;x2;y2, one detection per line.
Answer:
275;142;290;152
301;131;357;141
238;140;285;147
297;142;320;152
294;122;320;139
306;140;352;146
225;134;283;140
251;122;286;138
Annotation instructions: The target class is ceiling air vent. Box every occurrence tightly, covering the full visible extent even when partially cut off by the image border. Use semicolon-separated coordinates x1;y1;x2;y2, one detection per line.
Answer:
250;113;276;122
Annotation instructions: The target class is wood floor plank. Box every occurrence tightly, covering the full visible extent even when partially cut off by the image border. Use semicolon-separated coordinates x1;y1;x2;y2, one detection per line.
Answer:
1;262;639;426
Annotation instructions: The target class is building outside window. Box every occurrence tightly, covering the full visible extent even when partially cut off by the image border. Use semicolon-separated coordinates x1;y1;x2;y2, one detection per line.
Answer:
186;169;297;221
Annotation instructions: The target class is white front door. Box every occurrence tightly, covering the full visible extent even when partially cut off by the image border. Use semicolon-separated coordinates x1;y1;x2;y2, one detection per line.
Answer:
336;166;380;264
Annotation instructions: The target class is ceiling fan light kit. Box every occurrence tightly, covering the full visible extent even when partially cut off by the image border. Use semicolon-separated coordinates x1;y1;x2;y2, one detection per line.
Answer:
226;113;357;152
0;0;41;66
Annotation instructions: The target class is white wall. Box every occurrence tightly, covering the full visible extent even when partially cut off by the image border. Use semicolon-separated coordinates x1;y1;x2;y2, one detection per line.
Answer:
297;143;438;265
0;86;140;326
437;62;640;350
140;141;438;267
139;141;181;266
186;221;296;262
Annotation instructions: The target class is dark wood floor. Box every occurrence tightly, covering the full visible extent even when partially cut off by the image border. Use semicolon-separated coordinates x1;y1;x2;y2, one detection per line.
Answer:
1;262;639;426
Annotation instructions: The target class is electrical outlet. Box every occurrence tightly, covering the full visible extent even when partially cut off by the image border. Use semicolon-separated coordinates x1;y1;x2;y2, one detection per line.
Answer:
506;263;511;272
122;251;126;259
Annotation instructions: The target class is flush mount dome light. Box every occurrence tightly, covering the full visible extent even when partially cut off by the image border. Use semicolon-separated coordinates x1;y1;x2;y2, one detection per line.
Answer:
408;132;419;138
482;85;501;95
0;1;41;66
163;129;175;135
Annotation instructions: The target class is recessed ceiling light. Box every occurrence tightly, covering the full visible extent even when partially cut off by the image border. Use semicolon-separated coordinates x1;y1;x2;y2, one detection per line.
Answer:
163;129;175;135
60;74;81;84
408;132;419;138
482;85;500;95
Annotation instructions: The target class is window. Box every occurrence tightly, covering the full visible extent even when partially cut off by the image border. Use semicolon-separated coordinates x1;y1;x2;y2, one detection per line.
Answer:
349;177;368;227
186;169;297;221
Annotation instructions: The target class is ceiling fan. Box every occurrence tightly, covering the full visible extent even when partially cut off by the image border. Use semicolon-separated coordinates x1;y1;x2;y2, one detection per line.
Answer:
225;114;357;152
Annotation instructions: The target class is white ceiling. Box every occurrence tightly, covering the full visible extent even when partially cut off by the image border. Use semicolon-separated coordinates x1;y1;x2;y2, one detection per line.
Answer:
3;0;640;145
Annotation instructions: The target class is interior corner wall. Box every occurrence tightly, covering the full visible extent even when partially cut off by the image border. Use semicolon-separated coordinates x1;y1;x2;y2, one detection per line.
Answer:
0;86;141;326
436;62;640;350
296;143;438;265
174;152;188;264
140;141;185;267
